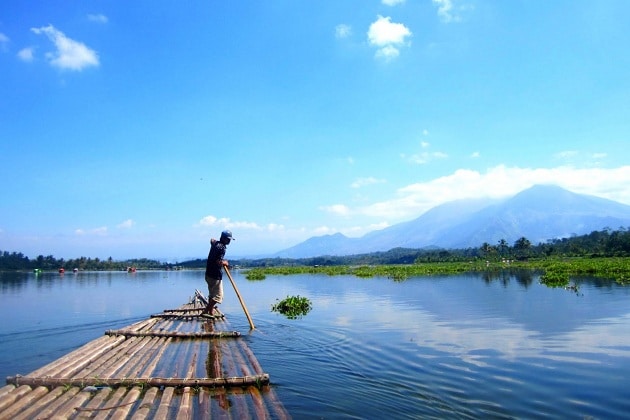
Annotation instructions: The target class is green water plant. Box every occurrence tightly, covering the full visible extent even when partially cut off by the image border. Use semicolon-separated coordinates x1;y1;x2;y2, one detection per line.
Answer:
245;269;266;281
244;257;630;284
271;295;313;319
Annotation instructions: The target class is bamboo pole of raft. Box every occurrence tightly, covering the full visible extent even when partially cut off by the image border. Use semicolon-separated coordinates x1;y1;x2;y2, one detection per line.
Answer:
0;386;49;419
104;329;240;338
6;374;270;388
138;336;172;378
101;336;155;379
224;266;255;330
123;335;160;377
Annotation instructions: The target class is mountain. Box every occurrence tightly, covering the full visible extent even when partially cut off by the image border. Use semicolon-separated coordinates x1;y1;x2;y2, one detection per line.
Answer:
275;184;630;258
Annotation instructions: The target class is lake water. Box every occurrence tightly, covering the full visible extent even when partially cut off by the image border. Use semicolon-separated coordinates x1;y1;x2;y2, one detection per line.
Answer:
1;269;630;418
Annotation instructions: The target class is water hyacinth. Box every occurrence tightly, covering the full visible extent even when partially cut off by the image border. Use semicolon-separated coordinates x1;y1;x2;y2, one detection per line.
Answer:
271;295;313;319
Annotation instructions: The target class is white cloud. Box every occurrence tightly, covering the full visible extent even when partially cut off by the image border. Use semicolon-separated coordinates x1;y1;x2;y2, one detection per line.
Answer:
555;150;578;159
351;177;386;188
313;225;341;236
230;220;264;230
402;141;448;164
367;15;412;61
320;204;352;217
75;226;108;236
198;215;236;228
340;221;391;237
117;219;135;229
196;215;283;232
433;0;472;23
335;24;352;39
375;44;400;60
88;14;108;24
198;215;219;226
368;16;411;46
267;223;285;232
31;25;99;71
188;166;630;254
357;165;630;220
382;0;405;5
433;0;458;23
554;150;608;166
470;151;480;158
17;47;34;62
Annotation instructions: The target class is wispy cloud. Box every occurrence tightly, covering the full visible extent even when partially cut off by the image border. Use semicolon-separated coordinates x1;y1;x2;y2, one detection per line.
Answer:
402;141;448;164
382;0;405;5
433;0;458;23
367;15;412;61
87;14;108;24
554;150;609;166
75;226;108;236
320;204;352;217
17;47;34;62
335;24;352;39
197;215;284;232
117;219;135;229
351;177;386;188
555;150;578;160
313;225;336;236
31;24;99;71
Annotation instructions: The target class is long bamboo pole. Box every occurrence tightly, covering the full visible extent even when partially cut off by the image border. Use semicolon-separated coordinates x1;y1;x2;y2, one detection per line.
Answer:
6;374;270;388
104;329;240;338
224;266;255;330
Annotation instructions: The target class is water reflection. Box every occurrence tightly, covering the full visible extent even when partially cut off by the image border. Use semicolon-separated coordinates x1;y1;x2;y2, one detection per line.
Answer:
2;270;630;418
202;320;232;411
247;272;630;418
0;272;30;292
479;268;536;287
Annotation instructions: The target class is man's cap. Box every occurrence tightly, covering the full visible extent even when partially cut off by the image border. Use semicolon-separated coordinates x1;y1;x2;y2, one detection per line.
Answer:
221;230;235;240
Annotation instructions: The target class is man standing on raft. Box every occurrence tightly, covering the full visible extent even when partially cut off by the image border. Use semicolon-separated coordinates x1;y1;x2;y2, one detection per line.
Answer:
204;230;234;316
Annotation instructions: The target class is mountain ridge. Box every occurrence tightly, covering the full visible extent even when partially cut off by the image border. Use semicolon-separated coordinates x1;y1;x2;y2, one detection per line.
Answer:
275;184;630;258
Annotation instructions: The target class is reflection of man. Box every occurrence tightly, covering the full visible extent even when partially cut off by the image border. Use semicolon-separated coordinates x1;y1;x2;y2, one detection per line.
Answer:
203;324;230;410
203;321;220;377
205;336;221;378
203;230;233;316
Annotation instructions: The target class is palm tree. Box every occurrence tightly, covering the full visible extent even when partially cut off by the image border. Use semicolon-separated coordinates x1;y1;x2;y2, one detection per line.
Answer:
480;242;496;259
497;239;509;258
513;237;532;260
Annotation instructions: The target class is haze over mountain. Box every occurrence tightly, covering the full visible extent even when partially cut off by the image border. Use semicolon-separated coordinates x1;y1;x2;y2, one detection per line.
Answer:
275;185;630;258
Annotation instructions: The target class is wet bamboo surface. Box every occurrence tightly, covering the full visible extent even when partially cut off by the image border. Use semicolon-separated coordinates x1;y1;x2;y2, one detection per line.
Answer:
1;291;290;419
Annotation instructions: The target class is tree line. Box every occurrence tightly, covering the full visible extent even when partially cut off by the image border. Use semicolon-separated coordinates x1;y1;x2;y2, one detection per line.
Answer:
234;227;630;268
0;252;167;271
1;227;629;271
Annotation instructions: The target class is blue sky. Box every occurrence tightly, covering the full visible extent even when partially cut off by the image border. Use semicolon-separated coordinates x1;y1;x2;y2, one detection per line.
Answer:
1;0;629;260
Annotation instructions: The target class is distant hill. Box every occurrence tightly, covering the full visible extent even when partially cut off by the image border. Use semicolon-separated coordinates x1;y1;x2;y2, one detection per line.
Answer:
275;185;630;258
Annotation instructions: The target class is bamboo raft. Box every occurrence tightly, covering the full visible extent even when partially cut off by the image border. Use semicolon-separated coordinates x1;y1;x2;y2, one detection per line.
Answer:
0;290;290;419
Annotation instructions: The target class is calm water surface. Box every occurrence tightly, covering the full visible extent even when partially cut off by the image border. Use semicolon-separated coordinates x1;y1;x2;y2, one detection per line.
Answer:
1;270;630;419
